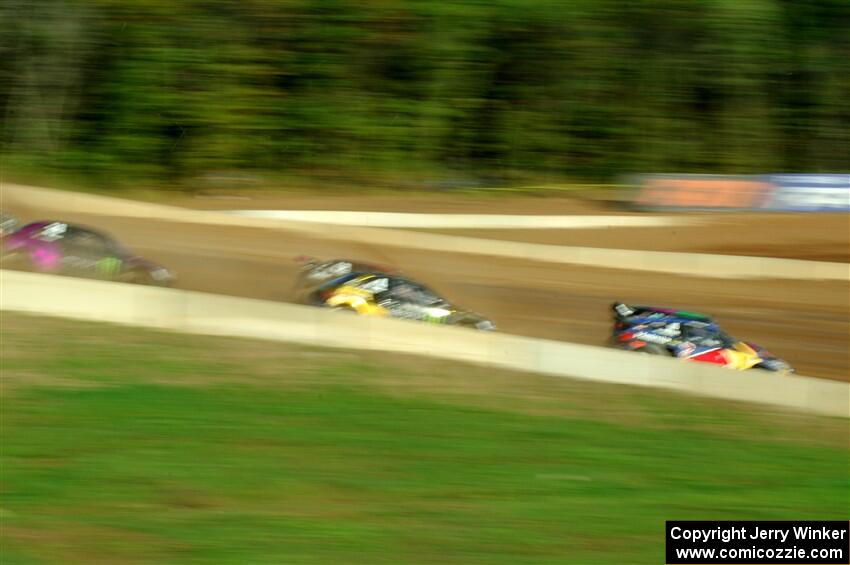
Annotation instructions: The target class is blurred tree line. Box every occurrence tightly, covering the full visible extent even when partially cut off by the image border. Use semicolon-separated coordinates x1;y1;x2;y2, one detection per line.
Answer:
1;0;848;188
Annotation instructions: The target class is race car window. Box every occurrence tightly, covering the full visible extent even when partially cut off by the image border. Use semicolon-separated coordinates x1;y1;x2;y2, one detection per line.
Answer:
682;323;733;346
358;277;389;293
36;222;68;242
62;229;110;257
682;324;716;340
613;303;635;318
308;261;352;280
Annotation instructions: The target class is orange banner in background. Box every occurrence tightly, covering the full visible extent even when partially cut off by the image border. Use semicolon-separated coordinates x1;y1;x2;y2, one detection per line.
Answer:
635;177;772;209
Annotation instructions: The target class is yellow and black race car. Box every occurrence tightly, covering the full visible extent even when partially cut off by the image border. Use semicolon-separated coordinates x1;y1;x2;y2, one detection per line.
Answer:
294;258;495;330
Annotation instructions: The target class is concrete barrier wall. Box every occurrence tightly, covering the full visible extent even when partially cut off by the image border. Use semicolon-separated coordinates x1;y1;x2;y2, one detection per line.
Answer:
225;209;697;229
1;270;847;418
3;183;847;281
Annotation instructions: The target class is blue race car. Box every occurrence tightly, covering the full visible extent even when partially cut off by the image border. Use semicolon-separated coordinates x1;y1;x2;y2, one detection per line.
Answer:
610;302;793;372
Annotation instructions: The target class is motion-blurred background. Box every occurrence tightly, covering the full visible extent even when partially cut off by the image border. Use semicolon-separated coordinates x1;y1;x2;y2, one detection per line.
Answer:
1;2;848;564
1;0;848;189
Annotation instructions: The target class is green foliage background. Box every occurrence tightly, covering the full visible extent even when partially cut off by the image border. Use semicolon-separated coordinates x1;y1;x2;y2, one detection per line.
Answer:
1;0;848;188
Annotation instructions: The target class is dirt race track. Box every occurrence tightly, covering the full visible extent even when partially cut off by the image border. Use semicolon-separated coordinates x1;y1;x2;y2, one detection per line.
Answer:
6;195;849;382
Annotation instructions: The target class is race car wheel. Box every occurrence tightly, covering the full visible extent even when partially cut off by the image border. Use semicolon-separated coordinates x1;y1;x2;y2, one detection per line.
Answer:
119;269;156;286
457;319;496;331
634;343;670;356
754;359;794;374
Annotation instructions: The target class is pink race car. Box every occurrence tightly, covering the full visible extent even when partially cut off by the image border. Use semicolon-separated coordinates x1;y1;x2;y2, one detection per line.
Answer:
2;220;175;286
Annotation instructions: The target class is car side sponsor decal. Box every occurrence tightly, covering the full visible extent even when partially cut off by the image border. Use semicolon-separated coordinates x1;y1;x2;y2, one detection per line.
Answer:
97;257;122;278
634;331;673;345
678;342;696;357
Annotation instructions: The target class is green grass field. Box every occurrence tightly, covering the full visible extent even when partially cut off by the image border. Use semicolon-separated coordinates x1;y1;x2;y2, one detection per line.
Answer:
1;313;847;564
